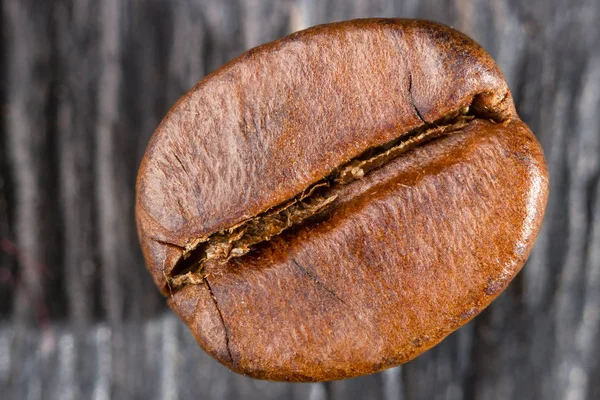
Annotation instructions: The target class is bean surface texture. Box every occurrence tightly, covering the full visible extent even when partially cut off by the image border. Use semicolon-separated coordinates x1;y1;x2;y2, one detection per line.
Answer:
135;18;549;381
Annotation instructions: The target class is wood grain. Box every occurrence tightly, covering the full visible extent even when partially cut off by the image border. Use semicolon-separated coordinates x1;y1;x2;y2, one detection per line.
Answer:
1;0;599;399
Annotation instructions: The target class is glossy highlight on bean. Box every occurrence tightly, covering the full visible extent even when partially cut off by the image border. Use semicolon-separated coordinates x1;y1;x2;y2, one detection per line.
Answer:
136;18;549;381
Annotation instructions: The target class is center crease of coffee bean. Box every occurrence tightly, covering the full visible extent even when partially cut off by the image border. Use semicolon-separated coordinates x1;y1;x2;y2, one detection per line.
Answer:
166;93;509;291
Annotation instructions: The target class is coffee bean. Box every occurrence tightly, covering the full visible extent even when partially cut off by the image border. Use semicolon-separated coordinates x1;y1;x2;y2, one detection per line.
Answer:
135;19;549;381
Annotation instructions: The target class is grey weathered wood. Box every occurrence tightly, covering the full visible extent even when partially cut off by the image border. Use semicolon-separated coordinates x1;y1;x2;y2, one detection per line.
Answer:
1;0;599;399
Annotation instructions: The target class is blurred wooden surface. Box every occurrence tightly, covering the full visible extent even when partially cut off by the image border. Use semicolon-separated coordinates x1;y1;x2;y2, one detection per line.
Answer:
1;0;599;399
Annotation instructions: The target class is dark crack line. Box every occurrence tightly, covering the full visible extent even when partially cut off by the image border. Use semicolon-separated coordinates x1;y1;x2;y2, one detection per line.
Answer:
408;71;426;123
152;237;185;252
176;199;187;217
204;277;234;364
291;258;347;306
173;153;191;179
388;26;425;124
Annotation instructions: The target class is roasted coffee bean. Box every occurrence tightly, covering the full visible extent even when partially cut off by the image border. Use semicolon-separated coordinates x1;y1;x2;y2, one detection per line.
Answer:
135;19;549;382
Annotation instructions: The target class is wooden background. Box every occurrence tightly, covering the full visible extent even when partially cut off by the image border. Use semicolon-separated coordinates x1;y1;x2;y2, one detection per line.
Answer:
1;0;599;399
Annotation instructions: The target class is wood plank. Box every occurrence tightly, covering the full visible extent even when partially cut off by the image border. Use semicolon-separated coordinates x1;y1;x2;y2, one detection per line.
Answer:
2;0;600;399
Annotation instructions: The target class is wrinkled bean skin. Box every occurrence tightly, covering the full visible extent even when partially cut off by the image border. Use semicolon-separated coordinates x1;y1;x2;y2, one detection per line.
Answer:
135;19;549;381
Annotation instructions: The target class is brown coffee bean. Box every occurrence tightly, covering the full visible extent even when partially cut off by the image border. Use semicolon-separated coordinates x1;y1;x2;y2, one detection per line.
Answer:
135;19;549;382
